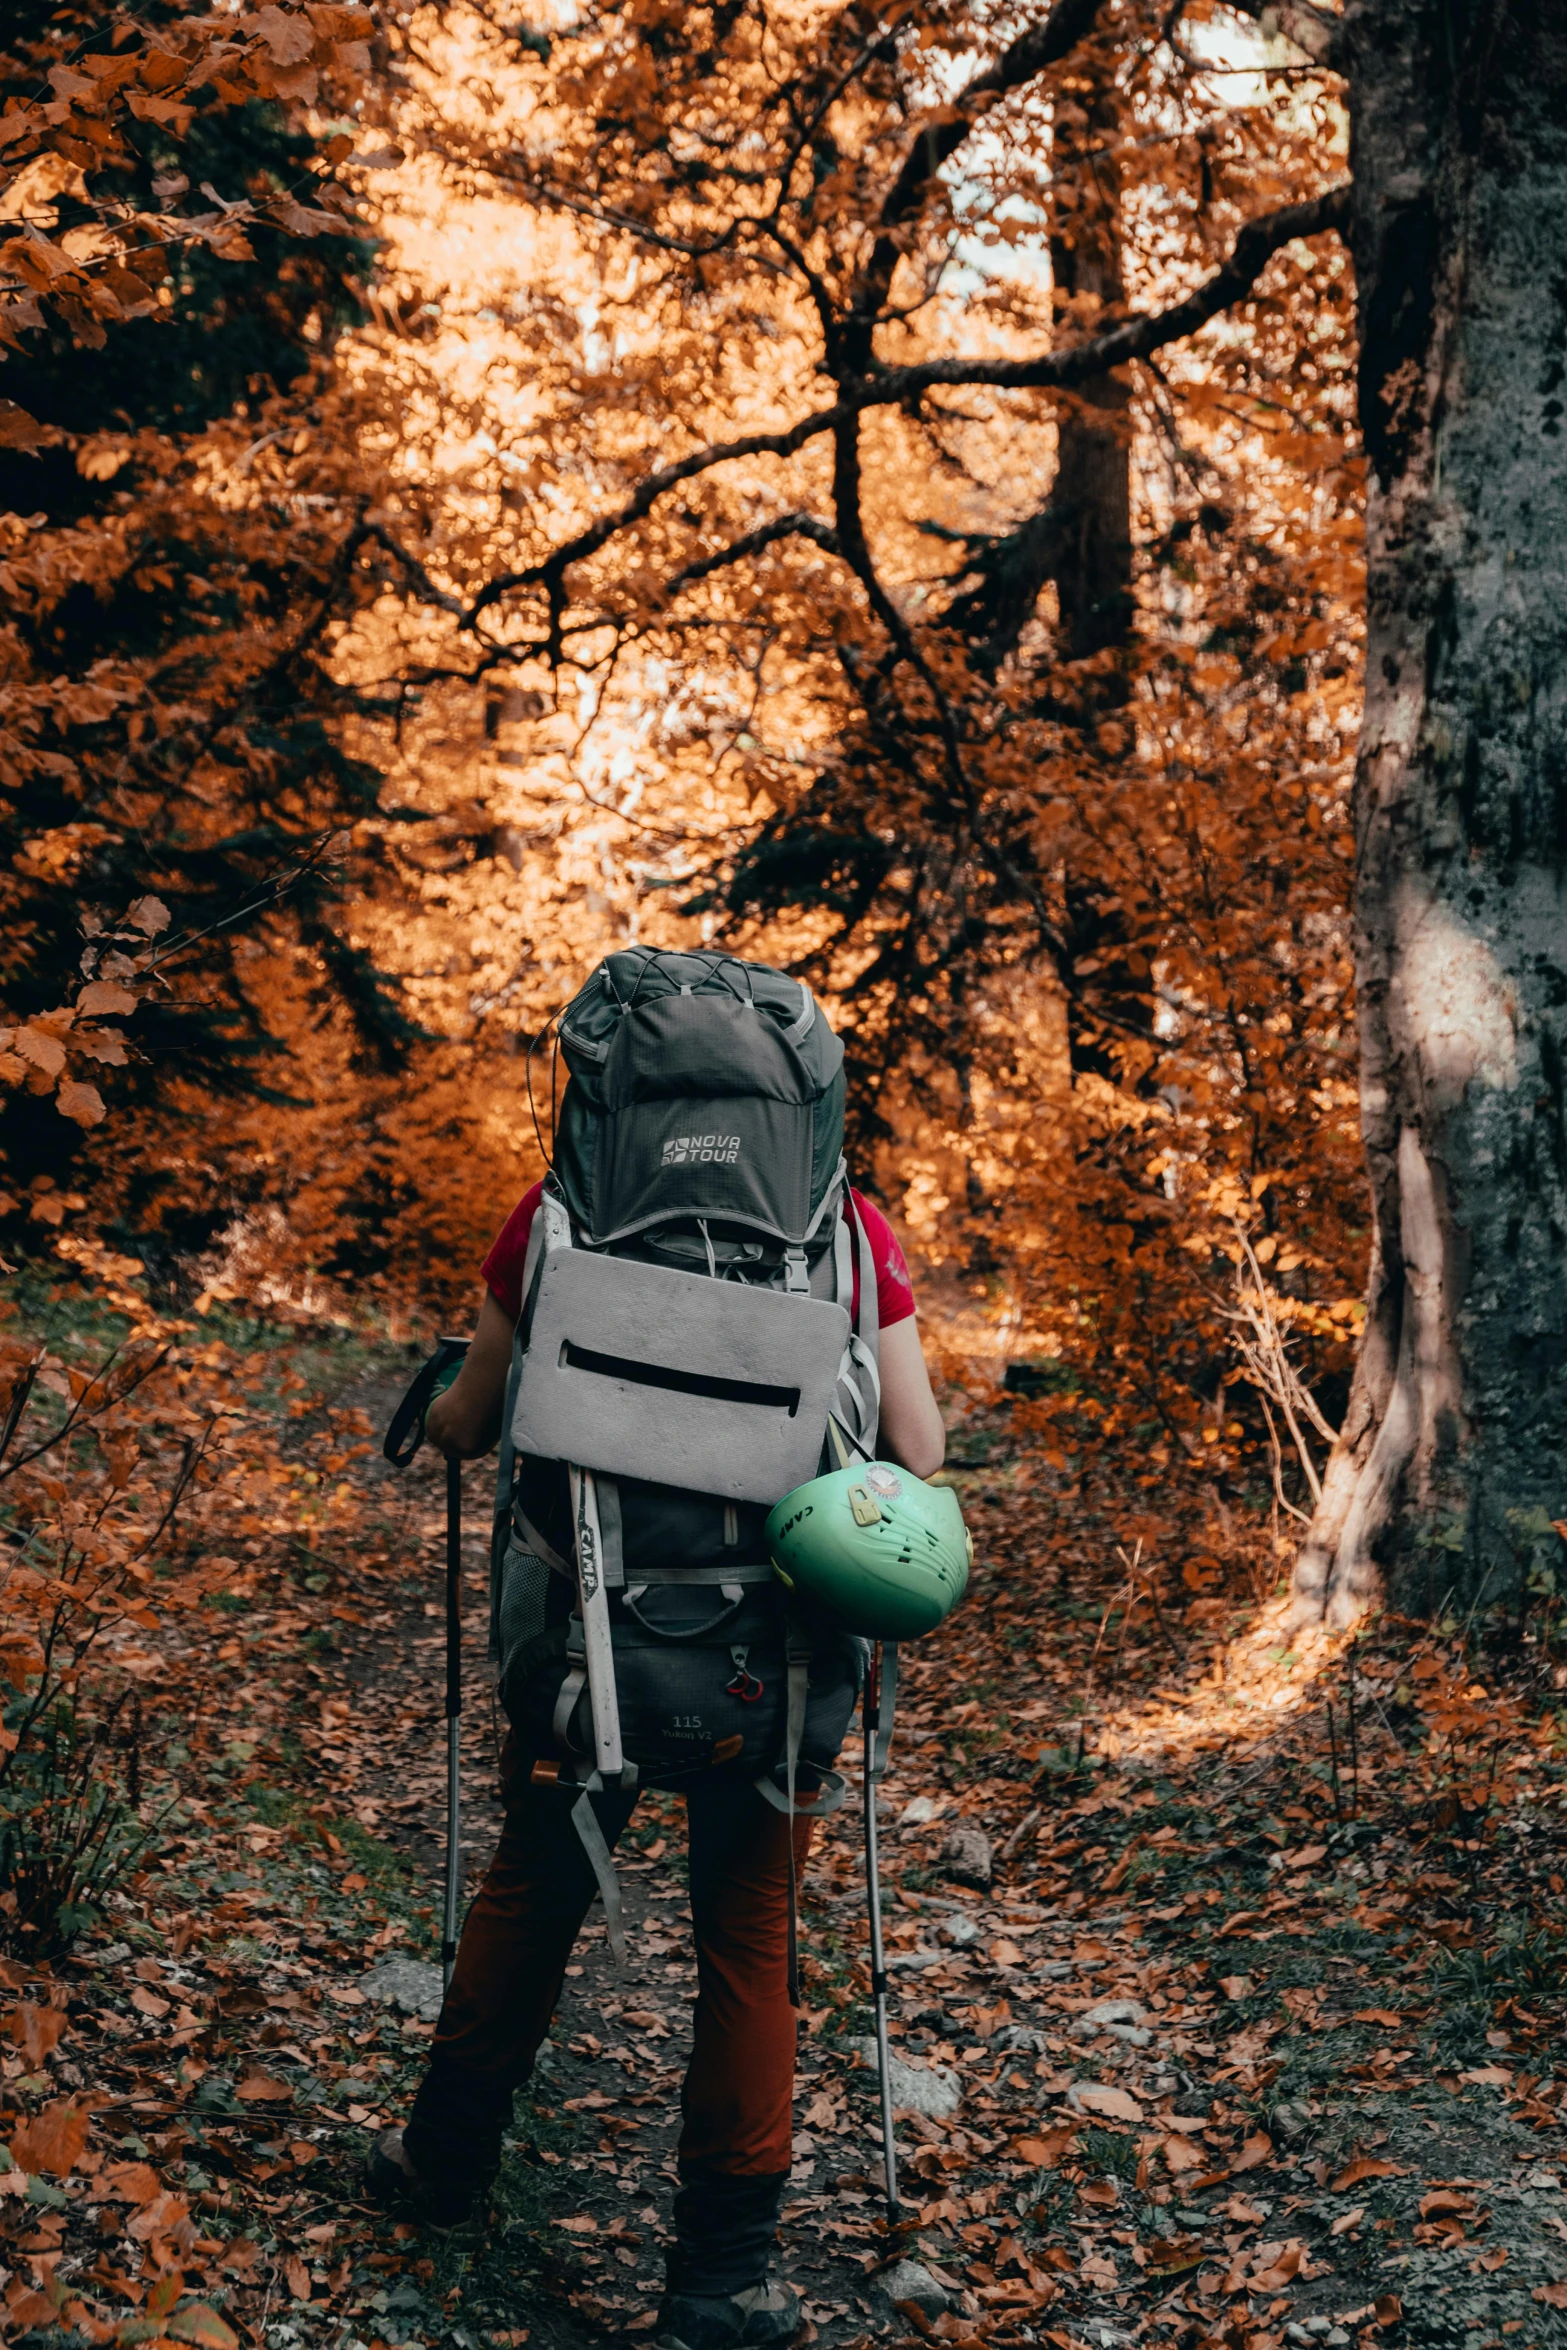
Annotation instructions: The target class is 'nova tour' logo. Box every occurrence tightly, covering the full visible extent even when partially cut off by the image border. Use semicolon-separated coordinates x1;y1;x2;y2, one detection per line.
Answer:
662;1133;742;1166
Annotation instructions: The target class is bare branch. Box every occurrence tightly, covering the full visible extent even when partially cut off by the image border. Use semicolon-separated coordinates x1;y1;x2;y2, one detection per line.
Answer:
894;181;1350;395
875;0;1109;234
466;184;1349;630
662;513;842;598
467;409;857;627
850;0;1111;343
357;519;466;616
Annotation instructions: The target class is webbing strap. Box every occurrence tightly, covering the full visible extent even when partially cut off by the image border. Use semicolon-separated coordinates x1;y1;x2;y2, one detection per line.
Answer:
801;1159;847;1246
826;1410;872;1471
626;1561;775;1587
868;1642;899;1780
570;1791;628;1966
513;1500;574;1578
832;1210;853;1312
851;1193;881;1371
597;1474;625;1591
553;1661;587;1754
784;1649;806;2005
783;979;815;1042
489;1331;526;1661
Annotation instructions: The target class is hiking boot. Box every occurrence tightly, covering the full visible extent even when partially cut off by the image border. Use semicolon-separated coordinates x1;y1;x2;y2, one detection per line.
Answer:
652;2276;801;2350
364;2126;484;2229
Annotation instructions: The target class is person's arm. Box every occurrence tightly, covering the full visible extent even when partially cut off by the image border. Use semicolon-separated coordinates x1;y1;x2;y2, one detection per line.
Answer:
426;1289;515;1458
876;1316;946;1479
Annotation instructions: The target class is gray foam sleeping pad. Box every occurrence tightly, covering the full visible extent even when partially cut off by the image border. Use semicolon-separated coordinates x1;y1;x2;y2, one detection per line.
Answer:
513;1245;849;1502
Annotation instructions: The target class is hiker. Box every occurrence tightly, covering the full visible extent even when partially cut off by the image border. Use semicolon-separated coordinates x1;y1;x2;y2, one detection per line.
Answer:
369;950;945;2350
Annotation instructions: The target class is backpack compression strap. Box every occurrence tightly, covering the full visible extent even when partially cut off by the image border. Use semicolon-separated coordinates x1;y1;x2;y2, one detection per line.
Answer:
754;1599;849;2004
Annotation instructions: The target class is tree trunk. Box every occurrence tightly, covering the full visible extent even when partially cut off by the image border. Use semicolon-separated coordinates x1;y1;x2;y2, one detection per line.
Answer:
1049;65;1133;660
1293;0;1567;1625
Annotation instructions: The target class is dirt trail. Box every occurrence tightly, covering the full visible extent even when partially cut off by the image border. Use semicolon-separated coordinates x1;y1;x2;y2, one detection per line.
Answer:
11;1345;1567;2350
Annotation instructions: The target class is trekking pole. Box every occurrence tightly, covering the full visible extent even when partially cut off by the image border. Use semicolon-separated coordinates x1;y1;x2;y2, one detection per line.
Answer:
863;1641;901;2227
383;1335;471;1991
442;1449;462;1987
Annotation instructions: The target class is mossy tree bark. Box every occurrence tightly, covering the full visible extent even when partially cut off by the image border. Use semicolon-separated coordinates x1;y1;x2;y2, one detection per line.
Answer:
1294;0;1567;1623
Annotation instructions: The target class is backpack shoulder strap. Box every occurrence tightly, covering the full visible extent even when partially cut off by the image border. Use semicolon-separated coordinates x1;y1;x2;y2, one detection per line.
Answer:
848;1187;881;1367
491;1179;573;1654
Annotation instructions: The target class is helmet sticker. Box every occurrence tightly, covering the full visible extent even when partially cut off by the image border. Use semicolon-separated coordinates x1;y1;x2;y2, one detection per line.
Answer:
865;1465;902;1498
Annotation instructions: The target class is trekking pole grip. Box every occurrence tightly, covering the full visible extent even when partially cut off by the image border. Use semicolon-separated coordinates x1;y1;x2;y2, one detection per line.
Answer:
383;1334;469;1467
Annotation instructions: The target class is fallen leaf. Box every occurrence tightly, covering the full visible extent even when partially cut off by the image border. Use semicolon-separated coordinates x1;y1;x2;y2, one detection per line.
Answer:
1330;2205;1365;2235
128;2191;191;2241
1223;2194;1267;2223
131;1985;171;2019
9;2099;89;2175
1218;1975;1253;1999
1014;2129;1077;2168
1144;2238;1206;2276
1534;2280;1567;2307
4;2003;68;2065
99;2161;162;2202
285;2255;311;2301
235;2072;292;2103
1251;2239;1302;2289
1231;2132;1273;2172
1070;2084;1142;2121
555;2215;598;2233
1459;2065;1513;2086
991;1939;1025;1966
1332;2156;1399;2191
1353;2008;1406;2028
1162;2134;1204;2173
166;2304;240;2349
1476;2249;1508;2273
1419;2189;1475;2218
1373;2296;1403;2324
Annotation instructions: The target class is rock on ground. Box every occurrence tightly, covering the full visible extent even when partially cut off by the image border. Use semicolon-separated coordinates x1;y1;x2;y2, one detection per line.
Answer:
873;2258;950;2317
849;2035;962;2120
939;1824;992;1888
361;1957;445;2022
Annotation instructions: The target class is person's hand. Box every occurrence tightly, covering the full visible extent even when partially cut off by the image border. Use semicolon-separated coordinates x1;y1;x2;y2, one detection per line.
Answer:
425;1377;463;1455
423;1291;515;1458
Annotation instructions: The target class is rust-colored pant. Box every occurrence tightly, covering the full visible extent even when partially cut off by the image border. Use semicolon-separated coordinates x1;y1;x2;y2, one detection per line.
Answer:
405;1739;814;2284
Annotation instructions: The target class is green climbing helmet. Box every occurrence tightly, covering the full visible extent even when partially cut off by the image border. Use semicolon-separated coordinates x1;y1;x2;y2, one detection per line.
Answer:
765;1462;972;1640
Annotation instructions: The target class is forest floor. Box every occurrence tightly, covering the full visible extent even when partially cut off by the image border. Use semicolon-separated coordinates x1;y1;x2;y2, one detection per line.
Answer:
6;1310;1567;2350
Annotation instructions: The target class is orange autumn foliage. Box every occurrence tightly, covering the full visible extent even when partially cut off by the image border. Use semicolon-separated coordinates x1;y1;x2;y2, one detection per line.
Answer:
6;0;1368;1554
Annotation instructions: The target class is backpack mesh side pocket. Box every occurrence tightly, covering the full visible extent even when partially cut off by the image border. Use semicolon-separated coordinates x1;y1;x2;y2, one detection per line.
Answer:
496;1540;568;1720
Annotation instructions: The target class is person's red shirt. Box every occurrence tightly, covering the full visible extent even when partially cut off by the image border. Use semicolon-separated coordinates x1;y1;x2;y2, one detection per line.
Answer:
481;1182;915;1331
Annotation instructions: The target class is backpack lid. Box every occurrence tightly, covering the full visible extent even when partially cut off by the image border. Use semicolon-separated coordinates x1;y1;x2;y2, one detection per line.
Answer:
560;949;839;1084
551;949;846;1247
